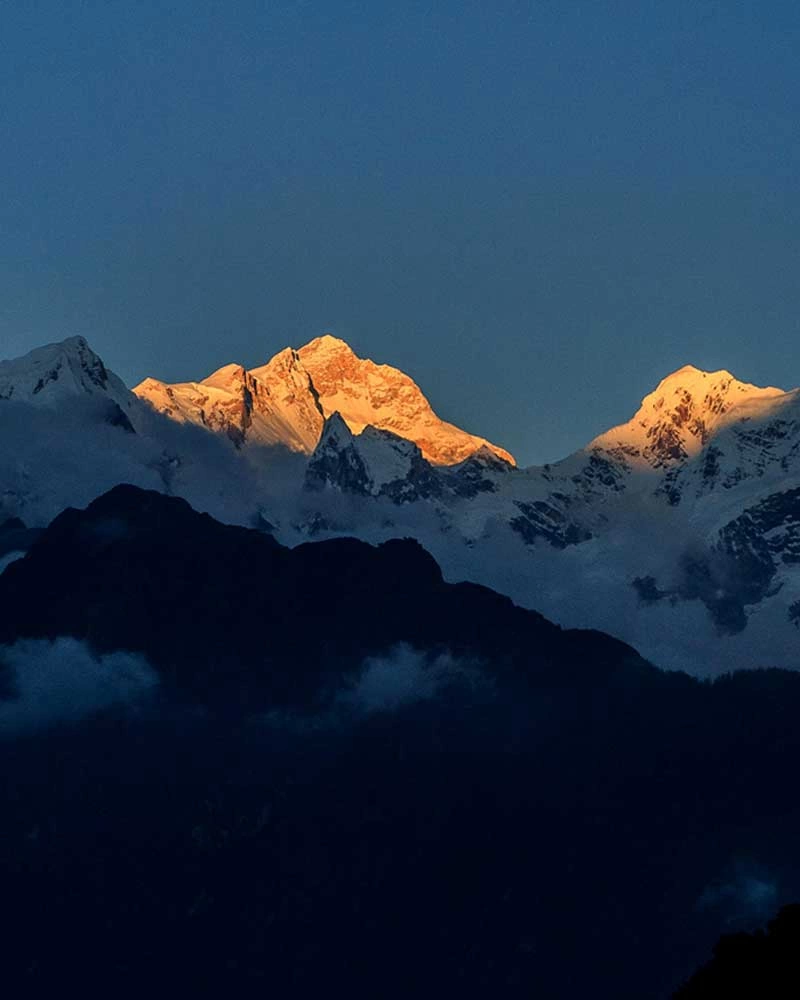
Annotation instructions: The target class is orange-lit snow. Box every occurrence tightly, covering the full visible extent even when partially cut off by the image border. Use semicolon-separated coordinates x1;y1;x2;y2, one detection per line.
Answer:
134;334;515;466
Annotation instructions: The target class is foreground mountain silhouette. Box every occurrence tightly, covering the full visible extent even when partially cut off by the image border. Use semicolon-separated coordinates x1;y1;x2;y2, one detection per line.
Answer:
134;334;516;465
0;484;645;707
4;487;800;996
675;904;800;997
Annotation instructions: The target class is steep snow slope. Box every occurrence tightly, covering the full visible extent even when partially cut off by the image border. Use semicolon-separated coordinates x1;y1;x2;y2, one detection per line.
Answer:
135;359;322;452
136;347;327;454
246;347;327;451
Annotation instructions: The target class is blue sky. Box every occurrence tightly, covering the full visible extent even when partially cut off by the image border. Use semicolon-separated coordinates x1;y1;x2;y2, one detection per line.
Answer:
1;0;798;463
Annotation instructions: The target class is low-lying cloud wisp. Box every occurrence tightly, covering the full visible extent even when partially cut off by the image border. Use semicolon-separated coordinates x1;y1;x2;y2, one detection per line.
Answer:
0;637;159;734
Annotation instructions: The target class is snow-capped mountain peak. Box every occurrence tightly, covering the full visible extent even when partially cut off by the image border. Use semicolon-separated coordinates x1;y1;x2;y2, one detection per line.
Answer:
306;411;425;498
0;336;141;445
296;335;515;467
591;364;788;469
297;333;353;361
200;363;249;392
135;335;514;466
0;336;131;409
317;409;352;442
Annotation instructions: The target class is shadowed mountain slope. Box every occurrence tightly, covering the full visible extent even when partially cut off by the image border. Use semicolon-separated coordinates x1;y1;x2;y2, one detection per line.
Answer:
0;484;644;708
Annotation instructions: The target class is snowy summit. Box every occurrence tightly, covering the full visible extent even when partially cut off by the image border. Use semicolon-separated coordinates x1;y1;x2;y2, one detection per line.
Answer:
134;334;515;466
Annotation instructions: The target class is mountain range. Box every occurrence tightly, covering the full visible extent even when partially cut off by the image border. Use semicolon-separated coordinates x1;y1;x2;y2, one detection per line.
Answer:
0;333;798;675
133;333;515;465
2;333;800;997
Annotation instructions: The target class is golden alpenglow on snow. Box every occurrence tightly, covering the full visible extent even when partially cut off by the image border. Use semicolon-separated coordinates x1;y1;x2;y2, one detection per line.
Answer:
134;334;515;466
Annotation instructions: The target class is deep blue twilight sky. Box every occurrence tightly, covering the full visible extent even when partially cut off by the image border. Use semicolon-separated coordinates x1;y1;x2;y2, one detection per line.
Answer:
1;1;798;464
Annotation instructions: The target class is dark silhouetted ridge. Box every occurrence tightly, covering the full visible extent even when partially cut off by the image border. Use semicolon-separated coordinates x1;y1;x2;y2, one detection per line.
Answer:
0;484;648;709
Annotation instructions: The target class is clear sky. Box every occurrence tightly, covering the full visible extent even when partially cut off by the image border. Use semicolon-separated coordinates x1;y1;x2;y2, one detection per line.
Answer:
1;0;798;465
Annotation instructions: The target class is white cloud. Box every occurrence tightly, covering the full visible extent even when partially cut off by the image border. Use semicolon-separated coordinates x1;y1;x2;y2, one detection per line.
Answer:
0;637;159;734
698;866;779;924
338;644;485;714
256;645;487;733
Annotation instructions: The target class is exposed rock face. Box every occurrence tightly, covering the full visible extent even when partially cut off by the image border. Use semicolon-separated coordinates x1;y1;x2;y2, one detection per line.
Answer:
510;499;592;550
134;335;515;466
305;412;445;502
249;347;327;452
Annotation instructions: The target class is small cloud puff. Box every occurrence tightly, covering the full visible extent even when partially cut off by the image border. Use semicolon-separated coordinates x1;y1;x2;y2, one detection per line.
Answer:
698;864;779;925
338;644;484;714
0;637;159;735
258;644;486;733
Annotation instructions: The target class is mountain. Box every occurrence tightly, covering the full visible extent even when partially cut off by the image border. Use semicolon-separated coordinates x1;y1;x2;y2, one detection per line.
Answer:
0;484;646;708
590;365;786;470
288;335;515;465
305;412;439;501
135;352;325;453
1;334;798;676
0;337;274;529
286;361;800;674
0;336;138;431
4;485;800;998
134;334;515;466
305;412;508;503
3;356;800;997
